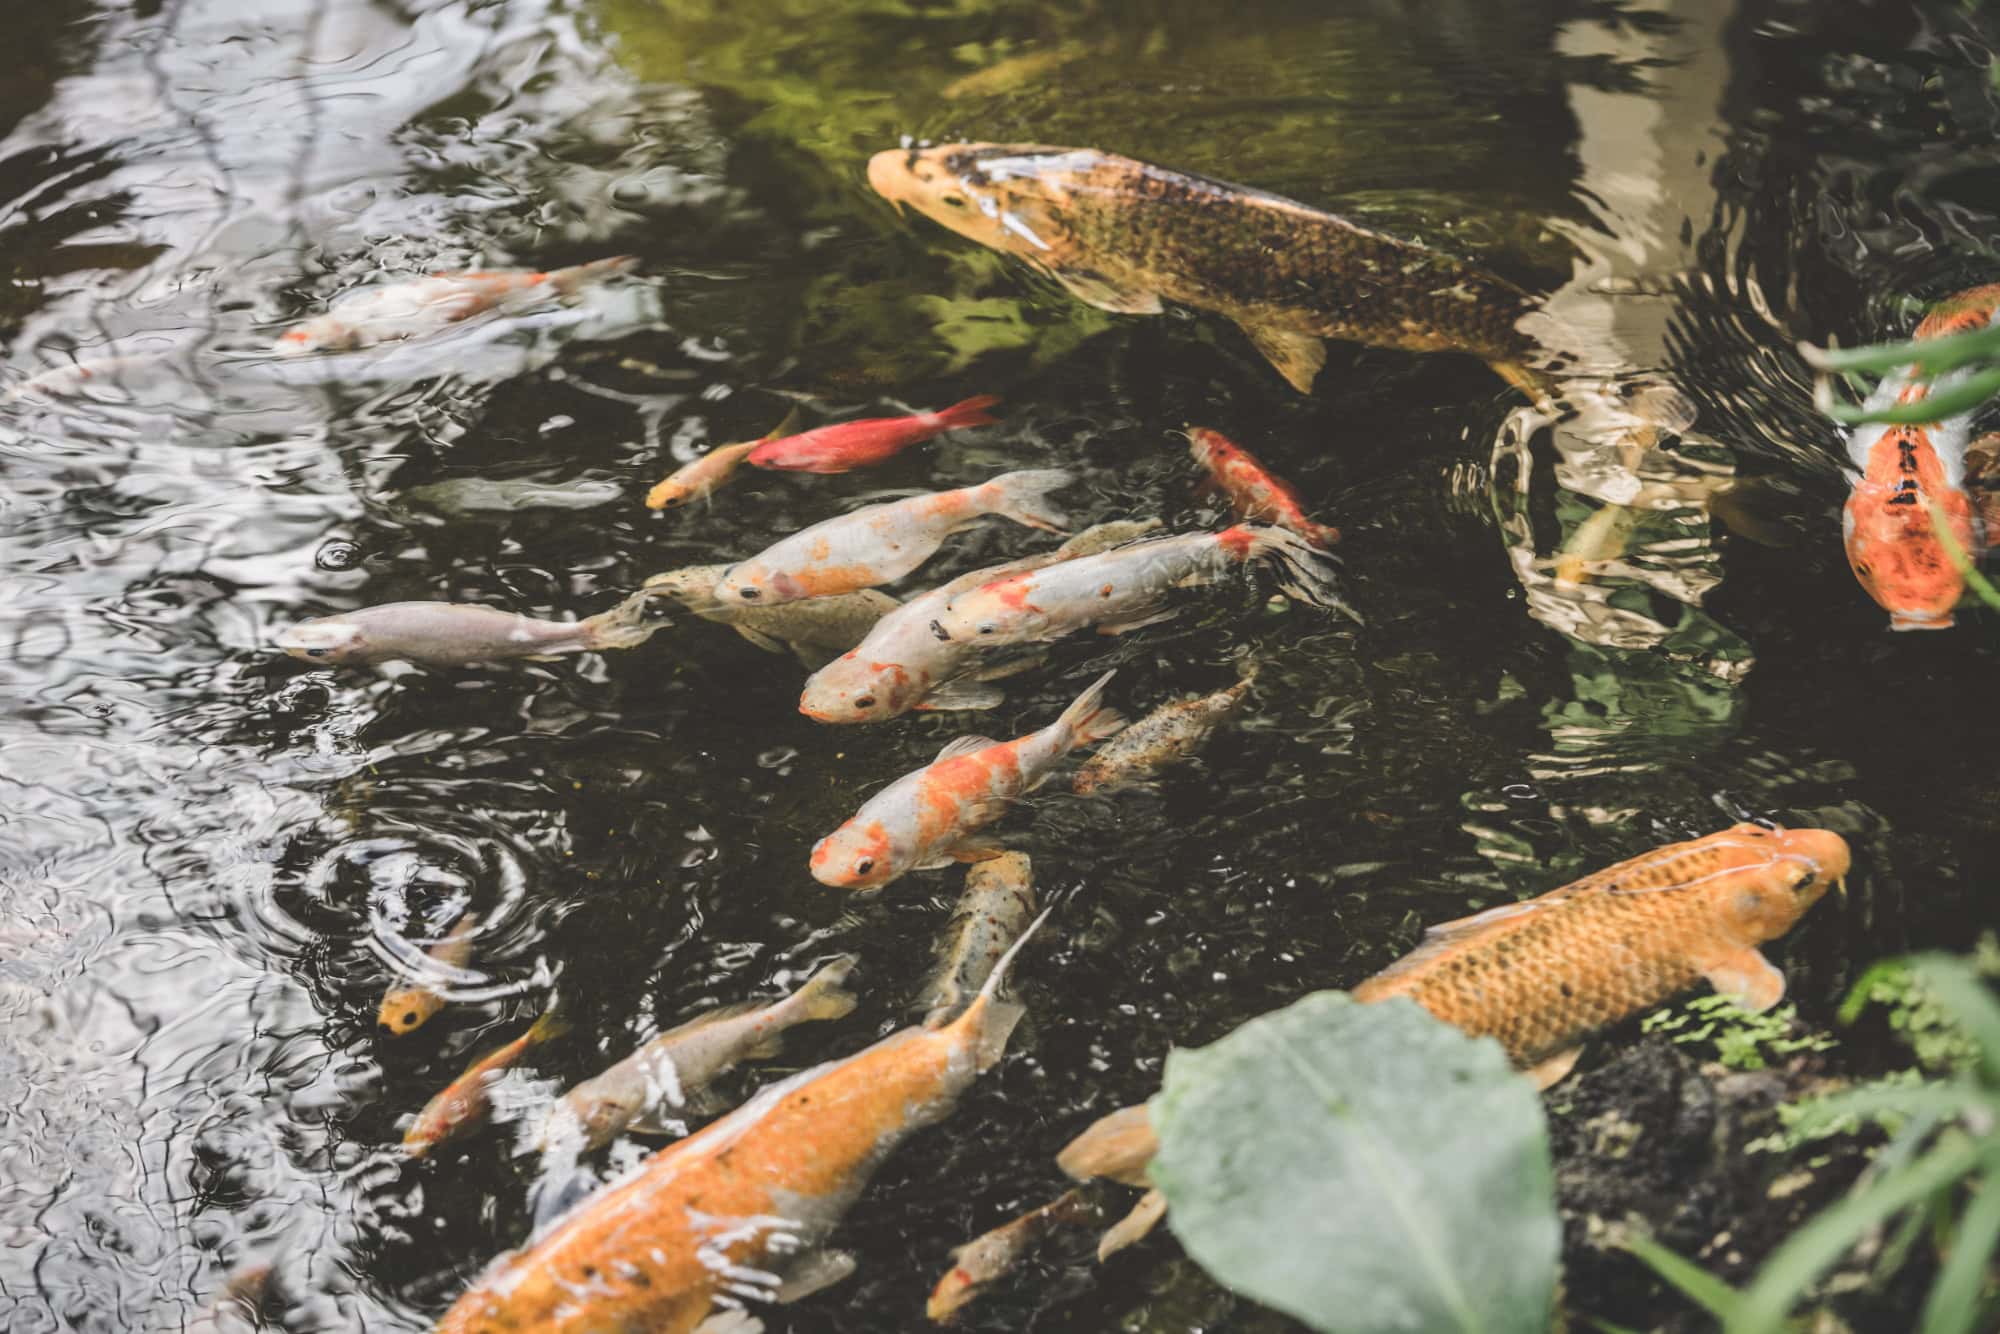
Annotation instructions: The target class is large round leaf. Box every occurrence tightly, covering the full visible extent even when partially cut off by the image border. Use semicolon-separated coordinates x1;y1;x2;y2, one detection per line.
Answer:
1151;992;1559;1334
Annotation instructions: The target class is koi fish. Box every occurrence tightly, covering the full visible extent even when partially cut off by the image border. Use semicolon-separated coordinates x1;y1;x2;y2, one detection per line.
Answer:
810;672;1124;891
274;256;635;355
798;519;1161;723
275;593;655;667
927;1189;1099;1324
405;1009;567;1159
646;411;801;511
1054;823;1850;1259
868;145;1547;397
1072;669;1255;795
1351;821;1849;1086
745;395;1000;473
715;469;1073;606
920;852;1038;1026
1187;428;1340;549
927;524;1348;648
643;564;899;669
432;913;1050;1334
1841;283;1999;630
537;957;858;1156
378;913;479;1037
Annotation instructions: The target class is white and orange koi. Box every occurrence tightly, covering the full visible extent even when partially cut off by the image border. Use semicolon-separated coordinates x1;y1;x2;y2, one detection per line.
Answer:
433;913;1050;1334
798;519;1161;723
378;913;479;1037
927;524;1348;648
809;672;1124;891
715;469;1073;606
405;1009;567;1159
1841;282;1998;630
275;256;635;355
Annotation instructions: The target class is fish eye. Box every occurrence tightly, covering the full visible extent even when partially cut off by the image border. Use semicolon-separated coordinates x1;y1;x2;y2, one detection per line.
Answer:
853;696;876;710
854;857;875;875
305;648;330;658
738;587;760;600
978;624;997;636
941;195;968;209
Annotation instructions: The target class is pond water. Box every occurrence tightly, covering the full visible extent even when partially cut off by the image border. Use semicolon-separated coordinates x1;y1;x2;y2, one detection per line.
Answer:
2;0;1997;1330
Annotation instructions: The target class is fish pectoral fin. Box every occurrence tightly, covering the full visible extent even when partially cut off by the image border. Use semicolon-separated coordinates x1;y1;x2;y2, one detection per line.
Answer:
731;625;790;656
972;652;1049;683
1703;948;1787;1013
693;1308;767;1334
1096;607;1180;636
973;998;1028;1073
945;840;1008;863
789;641;842;670
626;1102;700;1135
1526;1046;1584;1091
1050;267;1164;316
1235;318;1327;395
935;734;1001;762
773;1248;858;1304
918;679;1008;712
1097;1189;1168;1261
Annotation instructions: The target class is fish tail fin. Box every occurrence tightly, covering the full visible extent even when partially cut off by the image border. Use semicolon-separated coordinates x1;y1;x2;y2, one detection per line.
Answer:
949;906;1052;1072
761;404;804;440
935;394;1001;431
986;468;1074;534
526;1003;570;1046
1054;669;1126;750
579;590;661;651
551;255;639;294
1241;525;1359;621
1304;521;1343;550
793;954;861;1022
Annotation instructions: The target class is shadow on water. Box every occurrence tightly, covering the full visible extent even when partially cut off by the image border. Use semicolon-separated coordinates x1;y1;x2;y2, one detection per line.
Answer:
0;0;1996;1330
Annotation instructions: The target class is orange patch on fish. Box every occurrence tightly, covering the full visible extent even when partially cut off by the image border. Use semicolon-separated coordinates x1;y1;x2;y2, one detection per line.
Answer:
1844;426;1978;631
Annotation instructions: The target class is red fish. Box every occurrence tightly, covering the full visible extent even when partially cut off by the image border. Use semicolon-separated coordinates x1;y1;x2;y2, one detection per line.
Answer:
1187;427;1340;549
1841;283;1999;630
746;395;1000;473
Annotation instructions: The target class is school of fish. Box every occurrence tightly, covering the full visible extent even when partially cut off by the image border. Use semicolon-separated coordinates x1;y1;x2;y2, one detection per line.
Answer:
190;131;1955;1331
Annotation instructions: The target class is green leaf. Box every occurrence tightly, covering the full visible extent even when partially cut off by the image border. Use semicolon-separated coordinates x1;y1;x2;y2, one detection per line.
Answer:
1818;365;2000;425
1728;1135;1991;1334
1799;321;2000;377
1151;993;1559;1334
1919;1167;2000;1334
1909;956;2000;1080
1619;1231;1745;1321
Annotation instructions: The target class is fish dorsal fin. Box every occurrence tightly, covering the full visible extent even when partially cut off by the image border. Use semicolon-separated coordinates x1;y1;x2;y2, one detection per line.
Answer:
1361;899;1551;989
1051;267;1164;316
936;735;999;763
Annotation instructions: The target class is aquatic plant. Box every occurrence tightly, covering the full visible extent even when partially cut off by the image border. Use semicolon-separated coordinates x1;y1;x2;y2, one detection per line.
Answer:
1799;322;2000;427
1638;995;1837;1072
1624;954;2000;1333
1150;993;1560;1334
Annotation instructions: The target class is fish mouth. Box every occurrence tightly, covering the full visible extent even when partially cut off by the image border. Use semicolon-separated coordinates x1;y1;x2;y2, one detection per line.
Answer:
1888;610;1954;631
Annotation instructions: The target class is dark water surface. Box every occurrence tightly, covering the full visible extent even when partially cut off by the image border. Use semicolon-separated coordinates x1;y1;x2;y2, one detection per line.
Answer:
3;1;1998;1330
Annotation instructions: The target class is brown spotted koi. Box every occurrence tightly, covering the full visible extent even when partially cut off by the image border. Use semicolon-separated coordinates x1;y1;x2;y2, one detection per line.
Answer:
926;1189;1099;1324
642;563;898;669
1187;428;1339;549
1841;283;1998;630
405;1009;567;1159
868;144;1548;397
920;852;1038;1026
275;257;634;355
432;912;1049;1334
1072;669;1255;795
716;469;1073;606
809;672;1124;891
378;913;479;1037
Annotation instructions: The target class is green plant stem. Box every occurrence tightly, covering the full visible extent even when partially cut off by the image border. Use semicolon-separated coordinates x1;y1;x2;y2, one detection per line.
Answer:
1619;1232;1743;1321
1729;1135;1990;1334
1923;500;2000;615
1819;365;2000;426
1920;1168;2000;1334
1800;322;2000;377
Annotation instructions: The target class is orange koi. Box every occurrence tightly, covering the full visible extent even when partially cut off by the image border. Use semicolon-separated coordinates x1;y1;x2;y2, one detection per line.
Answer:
1186;428;1340;549
645;410;800;511
1841;282;1999;630
405;1009;566;1158
745;395;1001;473
1056;824;1849;1256
378;912;479;1037
433;913;1049;1334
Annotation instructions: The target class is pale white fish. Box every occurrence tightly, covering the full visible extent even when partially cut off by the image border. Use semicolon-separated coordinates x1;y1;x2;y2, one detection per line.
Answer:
275;592;655;667
715;469;1074;607
274;256;635;355
928;523;1349;648
809;672;1125;890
